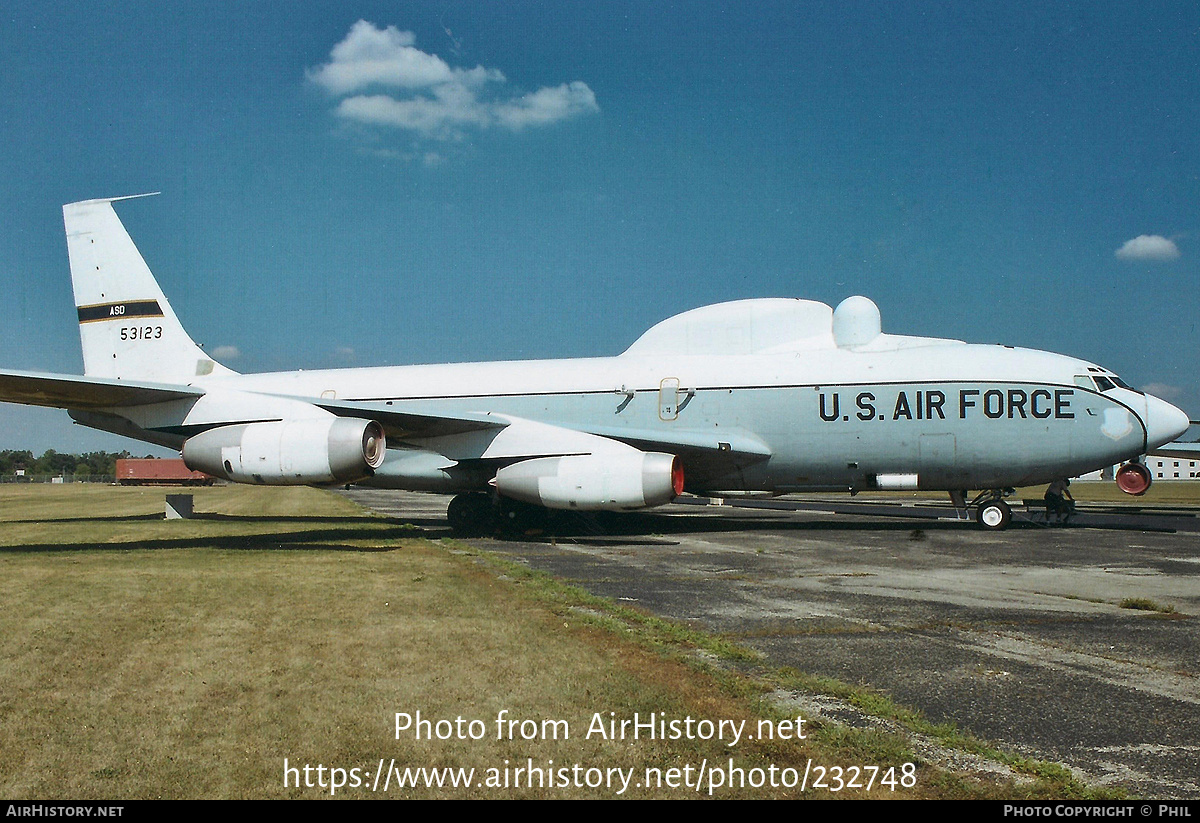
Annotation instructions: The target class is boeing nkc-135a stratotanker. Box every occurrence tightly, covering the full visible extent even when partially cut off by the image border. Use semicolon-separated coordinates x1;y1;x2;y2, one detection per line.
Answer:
0;195;1190;531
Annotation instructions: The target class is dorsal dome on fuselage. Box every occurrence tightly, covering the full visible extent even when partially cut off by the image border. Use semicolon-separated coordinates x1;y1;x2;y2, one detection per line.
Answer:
621;296;962;356
621;299;836;356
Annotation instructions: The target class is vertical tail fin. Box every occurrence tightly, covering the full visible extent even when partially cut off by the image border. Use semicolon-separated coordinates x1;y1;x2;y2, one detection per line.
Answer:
63;195;236;383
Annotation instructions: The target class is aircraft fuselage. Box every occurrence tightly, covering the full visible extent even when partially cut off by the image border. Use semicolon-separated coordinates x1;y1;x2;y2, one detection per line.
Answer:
101;341;1156;495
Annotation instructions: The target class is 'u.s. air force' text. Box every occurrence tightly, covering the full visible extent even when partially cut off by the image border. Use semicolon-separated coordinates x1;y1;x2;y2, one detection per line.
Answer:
818;388;1074;422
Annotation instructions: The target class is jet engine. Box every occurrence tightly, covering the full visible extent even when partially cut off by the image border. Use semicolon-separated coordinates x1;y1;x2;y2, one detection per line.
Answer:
183;418;385;485
1115;462;1152;496
492;451;683;511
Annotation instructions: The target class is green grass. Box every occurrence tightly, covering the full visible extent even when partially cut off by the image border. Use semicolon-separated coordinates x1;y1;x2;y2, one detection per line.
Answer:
1119;597;1177;614
1029;482;1200;505
0;484;1112;799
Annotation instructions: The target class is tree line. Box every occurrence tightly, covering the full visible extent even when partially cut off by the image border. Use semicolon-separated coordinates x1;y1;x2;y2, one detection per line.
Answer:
0;450;158;479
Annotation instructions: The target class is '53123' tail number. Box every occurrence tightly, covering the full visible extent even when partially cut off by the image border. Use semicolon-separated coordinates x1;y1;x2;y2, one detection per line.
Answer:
120;326;162;341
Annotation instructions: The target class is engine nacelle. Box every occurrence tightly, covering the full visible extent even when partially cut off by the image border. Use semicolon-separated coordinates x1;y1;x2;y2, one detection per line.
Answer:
183;418;386;485
492;451;683;511
1115;462;1152;496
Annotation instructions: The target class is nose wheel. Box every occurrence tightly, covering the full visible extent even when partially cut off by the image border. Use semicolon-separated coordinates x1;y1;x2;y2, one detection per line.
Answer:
976;499;1012;530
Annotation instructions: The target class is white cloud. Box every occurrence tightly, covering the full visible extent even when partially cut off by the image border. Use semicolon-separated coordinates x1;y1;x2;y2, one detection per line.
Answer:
336;90;490;134
1115;235;1181;262
211;345;240;361
309;21;598;140
494;82;599;130
307;21;501;95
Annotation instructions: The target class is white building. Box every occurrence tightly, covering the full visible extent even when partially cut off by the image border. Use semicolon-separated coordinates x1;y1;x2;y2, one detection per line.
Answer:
1077;444;1200;482
1146;454;1199;480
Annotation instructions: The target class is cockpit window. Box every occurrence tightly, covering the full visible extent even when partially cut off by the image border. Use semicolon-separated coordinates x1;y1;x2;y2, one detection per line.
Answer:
1109;374;1141;393
1083;372;1144;394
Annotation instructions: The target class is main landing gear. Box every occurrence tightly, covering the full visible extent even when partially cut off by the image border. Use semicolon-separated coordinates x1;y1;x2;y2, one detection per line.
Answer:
446;492;495;536
954;489;1015;530
446;492;560;537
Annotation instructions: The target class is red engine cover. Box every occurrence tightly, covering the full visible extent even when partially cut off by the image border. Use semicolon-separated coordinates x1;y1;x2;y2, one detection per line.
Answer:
1115;463;1152;496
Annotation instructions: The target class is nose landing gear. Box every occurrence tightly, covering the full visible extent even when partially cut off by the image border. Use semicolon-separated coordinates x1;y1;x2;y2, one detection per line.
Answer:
962;489;1015;530
976;498;1012;530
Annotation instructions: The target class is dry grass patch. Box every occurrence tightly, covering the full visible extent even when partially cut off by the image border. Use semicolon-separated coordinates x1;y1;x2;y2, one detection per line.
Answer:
0;486;849;798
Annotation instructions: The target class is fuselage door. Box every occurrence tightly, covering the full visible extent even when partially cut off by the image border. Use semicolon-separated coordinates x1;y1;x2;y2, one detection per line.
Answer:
659;377;681;421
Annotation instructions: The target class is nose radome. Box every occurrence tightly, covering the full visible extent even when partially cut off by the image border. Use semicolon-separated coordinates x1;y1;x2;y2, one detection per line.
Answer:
1143;393;1191;451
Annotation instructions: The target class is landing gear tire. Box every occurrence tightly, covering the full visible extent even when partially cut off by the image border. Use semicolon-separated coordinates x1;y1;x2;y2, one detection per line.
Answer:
976;499;1012;531
447;492;494;536
497;497;551;537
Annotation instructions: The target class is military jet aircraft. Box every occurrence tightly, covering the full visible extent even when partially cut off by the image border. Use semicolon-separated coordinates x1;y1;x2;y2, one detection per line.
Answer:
0;195;1190;531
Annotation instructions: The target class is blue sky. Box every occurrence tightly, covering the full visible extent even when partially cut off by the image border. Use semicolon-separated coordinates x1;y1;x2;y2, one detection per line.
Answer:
1;1;1196;453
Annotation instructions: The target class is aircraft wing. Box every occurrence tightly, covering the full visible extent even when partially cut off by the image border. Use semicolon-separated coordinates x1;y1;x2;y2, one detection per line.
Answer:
0;371;511;443
0;368;772;481
0;370;505;439
309;397;508;439
0;368;204;409
311;396;772;462
582;423;772;458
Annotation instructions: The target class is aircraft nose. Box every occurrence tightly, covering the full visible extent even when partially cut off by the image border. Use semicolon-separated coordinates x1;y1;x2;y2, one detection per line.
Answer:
1142;392;1191;451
